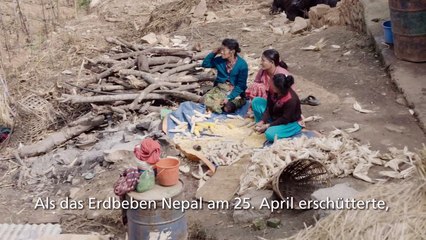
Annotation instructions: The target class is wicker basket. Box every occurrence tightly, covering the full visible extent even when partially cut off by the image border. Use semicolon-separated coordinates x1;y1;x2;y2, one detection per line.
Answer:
272;159;330;209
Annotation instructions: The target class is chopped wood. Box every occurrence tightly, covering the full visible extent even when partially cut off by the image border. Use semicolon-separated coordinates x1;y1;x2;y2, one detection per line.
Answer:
119;69;158;84
129;82;181;110
168;74;216;83
137;54;150;72
162;62;200;77
153;90;201;102
18;115;105;158
96;59;137;81
108;77;140;89
150;62;185;73
169;83;200;92
111;48;193;60
148;56;182;66
61;93;165;104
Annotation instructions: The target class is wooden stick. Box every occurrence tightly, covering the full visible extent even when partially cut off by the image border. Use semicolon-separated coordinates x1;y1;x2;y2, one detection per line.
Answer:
137;54;150;72
61;93;165;104
150;62;185;73
167;83;200;92
111;48;194;60
168;74;215;83
119;69;158;85
153;90;201;102
129;82;181;110
108;77;135;89
162;62;200;77
18;115;105;158
149;56;182;66
88;56;119;65
96;59;136;80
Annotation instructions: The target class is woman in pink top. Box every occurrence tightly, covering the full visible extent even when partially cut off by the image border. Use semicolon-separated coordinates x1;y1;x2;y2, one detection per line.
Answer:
246;49;290;100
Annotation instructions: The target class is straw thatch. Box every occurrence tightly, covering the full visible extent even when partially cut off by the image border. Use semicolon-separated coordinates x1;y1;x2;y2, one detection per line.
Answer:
283;147;426;240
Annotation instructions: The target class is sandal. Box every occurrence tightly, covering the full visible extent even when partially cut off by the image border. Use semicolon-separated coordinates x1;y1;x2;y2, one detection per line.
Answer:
301;95;320;106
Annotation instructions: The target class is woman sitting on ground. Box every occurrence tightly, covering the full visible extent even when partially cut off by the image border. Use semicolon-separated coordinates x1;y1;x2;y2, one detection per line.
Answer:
246;49;290;100
201;38;248;114
253;73;302;142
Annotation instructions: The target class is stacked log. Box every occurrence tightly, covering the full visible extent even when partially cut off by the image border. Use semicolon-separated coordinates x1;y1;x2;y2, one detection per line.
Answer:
60;36;214;116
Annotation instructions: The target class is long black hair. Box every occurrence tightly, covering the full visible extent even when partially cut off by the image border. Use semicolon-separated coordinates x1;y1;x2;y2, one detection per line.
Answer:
262;49;288;69
222;38;241;54
273;73;294;94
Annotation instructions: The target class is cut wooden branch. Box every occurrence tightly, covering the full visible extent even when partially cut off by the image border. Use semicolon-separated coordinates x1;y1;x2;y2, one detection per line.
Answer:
100;85;126;91
148;56;182;66
60;93;165;104
125;75;149;89
168;74;216;83
18;115;105;158
137;54;150;72
139;105;162;113
162;62;200;77
154;90;201;102
108;77;136;89
87;83;127;91
167;83;200;92
129;82;181;110
119;69;158;84
96;59;136;81
150;62;185;73
111;48;193;60
68;112;95;127
110;51;145;60
145;48;194;57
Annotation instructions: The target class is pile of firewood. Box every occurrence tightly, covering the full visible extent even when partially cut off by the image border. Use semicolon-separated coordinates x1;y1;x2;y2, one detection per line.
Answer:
16;37;216;158
60;37;214;115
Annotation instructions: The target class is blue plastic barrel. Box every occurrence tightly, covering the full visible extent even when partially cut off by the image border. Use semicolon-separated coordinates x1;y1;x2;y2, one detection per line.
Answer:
126;179;188;240
382;20;394;44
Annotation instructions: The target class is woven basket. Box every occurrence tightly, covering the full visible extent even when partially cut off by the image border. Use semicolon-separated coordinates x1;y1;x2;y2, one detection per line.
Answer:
272;159;330;209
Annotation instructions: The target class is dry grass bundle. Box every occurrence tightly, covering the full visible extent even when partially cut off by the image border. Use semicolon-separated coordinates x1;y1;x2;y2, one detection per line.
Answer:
142;0;198;35
0;72;13;128
283;152;426;240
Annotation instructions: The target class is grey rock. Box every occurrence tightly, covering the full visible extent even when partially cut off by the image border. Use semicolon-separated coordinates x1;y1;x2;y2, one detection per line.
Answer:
266;218;281;228
252;218;267;231
395;95;407;106
71;178;81;186
83;172;95;180
291;17;309;34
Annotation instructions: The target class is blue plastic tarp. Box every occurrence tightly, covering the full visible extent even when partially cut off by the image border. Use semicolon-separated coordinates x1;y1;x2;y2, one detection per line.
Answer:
166;101;250;138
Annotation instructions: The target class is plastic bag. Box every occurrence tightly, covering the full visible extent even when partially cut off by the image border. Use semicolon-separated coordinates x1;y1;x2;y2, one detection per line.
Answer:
136;167;155;193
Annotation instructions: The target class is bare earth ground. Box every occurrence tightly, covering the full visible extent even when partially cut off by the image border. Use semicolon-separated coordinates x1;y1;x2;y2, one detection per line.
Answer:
0;0;425;239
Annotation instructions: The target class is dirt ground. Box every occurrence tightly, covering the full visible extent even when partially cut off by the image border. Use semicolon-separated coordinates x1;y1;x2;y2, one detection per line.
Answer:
0;0;425;239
